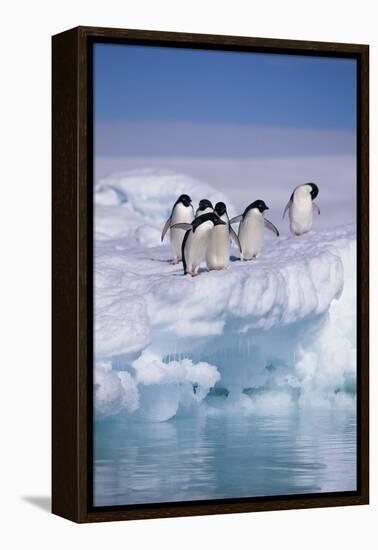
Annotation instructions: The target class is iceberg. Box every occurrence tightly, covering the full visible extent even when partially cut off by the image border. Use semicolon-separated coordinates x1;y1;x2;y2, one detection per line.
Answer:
94;169;356;421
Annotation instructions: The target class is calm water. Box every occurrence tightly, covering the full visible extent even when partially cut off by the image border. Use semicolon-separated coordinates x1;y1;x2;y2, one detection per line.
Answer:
94;408;356;506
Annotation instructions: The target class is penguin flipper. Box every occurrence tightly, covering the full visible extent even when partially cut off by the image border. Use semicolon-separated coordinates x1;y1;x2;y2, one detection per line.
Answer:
229;215;243;225
171;222;193;231
282;199;292;220
161;217;171;242
264;218;280;237
230;225;242;252
181;230;190;274
312;202;321;215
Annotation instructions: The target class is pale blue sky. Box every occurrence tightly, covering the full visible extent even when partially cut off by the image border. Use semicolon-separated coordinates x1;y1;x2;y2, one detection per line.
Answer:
93;42;357;160
94;43;356;128
93;42;357;225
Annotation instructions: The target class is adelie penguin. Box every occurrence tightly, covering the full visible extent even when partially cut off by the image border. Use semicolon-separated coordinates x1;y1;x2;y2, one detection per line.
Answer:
161;194;194;264
206;202;241;270
172;212;226;276
283;183;320;236
230;200;279;260
195;199;213;217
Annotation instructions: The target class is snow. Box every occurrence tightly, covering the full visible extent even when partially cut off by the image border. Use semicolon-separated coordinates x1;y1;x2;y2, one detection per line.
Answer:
94;169;356;422
95;168;234;243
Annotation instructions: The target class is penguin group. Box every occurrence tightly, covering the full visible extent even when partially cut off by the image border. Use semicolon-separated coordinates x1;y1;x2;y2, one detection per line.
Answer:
161;183;320;277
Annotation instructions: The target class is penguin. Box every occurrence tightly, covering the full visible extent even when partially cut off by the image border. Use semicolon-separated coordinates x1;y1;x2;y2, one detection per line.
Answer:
172;212;226;276
161;194;194;264
282;183;320;236
230;200;279;261
206;202;241;270
195;199;213;217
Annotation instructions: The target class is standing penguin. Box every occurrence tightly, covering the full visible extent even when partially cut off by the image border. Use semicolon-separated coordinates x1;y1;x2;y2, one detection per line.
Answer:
230;200;279;261
172;212;226;276
206;202;241;270
282;183;320;236
195;199;213;217
161;194;194;264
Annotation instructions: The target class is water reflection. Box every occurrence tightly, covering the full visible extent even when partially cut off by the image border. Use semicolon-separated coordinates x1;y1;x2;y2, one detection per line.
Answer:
94;409;356;506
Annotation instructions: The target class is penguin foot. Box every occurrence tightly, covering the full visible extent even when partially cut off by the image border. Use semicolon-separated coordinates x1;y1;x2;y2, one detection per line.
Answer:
190;272;199;277
170;258;178;265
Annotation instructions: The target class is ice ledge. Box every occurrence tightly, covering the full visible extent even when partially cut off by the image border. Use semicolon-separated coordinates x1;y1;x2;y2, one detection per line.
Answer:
146;224;354;338
95;223;355;357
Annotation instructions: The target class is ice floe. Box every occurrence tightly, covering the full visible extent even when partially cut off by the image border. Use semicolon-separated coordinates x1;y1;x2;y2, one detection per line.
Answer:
94;170;356;421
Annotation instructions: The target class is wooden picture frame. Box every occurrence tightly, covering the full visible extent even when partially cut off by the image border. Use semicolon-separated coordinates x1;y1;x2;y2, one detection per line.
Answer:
52;26;369;523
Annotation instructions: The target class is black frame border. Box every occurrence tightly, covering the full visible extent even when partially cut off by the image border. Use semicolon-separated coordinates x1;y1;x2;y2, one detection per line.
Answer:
52;26;369;523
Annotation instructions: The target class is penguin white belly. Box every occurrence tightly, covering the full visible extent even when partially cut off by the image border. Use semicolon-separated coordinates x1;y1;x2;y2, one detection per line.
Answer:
184;222;213;273
170;204;193;259
206;225;230;270
290;198;313;235
238;213;264;259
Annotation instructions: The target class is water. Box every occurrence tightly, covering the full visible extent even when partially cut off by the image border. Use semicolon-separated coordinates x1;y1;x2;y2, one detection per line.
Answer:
94;408;356;506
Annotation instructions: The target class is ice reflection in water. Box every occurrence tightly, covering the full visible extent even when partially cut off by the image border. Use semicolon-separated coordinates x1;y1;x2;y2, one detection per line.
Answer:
94;409;356;506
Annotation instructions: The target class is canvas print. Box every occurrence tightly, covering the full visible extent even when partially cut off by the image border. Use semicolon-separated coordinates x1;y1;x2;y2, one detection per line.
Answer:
93;43;357;507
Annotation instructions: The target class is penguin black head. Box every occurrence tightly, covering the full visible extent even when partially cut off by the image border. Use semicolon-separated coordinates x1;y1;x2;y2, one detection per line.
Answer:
177;194;192;207
244;200;269;215
198;199;213;211
214;202;227;216
307;183;319;200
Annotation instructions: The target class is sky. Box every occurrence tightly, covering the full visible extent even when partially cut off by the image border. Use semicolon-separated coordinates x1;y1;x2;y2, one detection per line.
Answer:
94;44;356;129
93;42;357;225
94;43;357;158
